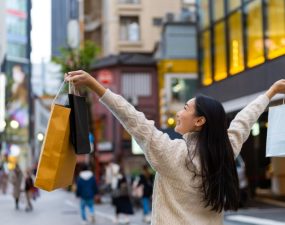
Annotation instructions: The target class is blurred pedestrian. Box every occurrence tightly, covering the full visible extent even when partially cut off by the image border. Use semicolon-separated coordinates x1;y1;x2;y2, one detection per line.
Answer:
112;168;134;224
76;164;98;224
24;169;34;212
0;163;8;194
66;71;285;224
0;164;7;194
105;162;120;193
138;165;154;223
11;164;23;210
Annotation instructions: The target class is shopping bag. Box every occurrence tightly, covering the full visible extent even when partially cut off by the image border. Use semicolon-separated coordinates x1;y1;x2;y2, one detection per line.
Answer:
35;82;77;191
266;104;285;157
68;82;91;154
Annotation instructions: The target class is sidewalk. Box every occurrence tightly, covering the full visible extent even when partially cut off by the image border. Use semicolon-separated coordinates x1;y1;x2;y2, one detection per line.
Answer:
0;187;146;225
1;186;284;225
253;188;285;208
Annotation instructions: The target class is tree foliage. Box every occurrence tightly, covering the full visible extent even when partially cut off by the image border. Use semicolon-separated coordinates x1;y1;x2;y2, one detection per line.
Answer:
52;40;99;73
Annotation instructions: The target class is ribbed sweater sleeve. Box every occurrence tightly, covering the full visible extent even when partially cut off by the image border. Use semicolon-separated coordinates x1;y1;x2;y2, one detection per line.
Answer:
99;89;186;177
228;94;270;157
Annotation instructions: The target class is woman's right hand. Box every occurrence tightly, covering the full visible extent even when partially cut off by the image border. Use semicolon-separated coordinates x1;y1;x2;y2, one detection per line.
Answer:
65;70;94;88
65;70;107;97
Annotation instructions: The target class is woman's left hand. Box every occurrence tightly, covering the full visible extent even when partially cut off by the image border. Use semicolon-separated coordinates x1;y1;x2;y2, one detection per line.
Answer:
266;79;285;99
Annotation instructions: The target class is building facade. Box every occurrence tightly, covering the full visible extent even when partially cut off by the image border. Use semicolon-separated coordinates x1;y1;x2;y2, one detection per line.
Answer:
1;0;32;170
51;0;80;56
90;53;158;174
155;21;198;129
84;0;182;56
197;0;285;195
0;1;6;70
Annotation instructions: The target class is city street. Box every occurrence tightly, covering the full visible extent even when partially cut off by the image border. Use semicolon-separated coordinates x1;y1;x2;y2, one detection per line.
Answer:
0;187;285;225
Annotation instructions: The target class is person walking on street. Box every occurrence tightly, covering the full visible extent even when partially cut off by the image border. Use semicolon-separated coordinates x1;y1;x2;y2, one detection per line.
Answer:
76;164;98;224
24;169;34;212
138;165;154;223
105;162;120;193
66;71;285;225
0;164;8;194
11;163;23;210
112;168;134;224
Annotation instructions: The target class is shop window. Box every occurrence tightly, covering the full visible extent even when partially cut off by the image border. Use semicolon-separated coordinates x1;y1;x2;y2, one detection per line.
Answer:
267;0;285;59
229;10;244;75
119;16;140;42
165;74;197;114
246;0;265;68
213;0;224;21
214;21;227;81
201;30;212;85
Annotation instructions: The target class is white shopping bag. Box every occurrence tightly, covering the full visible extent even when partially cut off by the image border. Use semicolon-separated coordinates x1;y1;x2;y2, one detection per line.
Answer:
266;104;285;157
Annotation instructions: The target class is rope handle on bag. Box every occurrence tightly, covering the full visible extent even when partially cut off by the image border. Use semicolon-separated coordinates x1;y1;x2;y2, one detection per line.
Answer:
52;81;66;106
69;81;80;96
52;80;81;106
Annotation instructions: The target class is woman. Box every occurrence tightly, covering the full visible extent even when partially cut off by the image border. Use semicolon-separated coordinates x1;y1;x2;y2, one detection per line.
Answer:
112;168;134;224
138;165;154;223
24;169;34;212
11;164;23;210
66;71;285;225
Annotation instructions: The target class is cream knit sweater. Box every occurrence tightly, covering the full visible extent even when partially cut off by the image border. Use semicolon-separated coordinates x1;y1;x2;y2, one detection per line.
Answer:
100;89;270;225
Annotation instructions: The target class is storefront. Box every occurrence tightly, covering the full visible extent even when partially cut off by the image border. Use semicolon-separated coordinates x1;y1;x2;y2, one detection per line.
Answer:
197;0;285;196
90;53;158;175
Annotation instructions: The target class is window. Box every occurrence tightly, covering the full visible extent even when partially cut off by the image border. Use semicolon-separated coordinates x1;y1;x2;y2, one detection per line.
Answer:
170;78;196;103
201;30;212;85
213;0;224;21
229;10;244;75
228;0;241;12
119;16;140;42
121;73;151;104
165;74;197;113
6;17;26;36
214;21;227;81
7;0;27;11
7;43;26;58
267;0;285;59
199;0;209;29
153;18;163;26
246;0;265;68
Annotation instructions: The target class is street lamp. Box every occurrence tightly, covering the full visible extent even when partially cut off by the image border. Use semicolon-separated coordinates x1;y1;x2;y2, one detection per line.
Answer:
10;120;19;129
37;132;44;142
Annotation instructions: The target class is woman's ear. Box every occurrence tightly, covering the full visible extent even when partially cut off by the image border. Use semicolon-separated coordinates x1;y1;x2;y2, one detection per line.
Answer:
195;116;206;127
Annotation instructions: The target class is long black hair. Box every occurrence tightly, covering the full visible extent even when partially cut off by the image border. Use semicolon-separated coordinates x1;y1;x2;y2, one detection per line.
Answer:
186;94;239;212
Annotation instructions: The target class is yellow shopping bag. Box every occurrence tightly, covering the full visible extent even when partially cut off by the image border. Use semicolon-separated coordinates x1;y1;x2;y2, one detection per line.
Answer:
35;83;76;191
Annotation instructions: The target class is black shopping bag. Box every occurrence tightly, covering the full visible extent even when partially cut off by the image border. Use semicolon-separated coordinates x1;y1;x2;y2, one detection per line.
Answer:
68;93;91;154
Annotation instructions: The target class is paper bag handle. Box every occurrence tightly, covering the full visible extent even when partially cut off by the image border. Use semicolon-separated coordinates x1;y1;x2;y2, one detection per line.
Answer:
52;80;81;106
52;81;67;105
69;81;80;96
